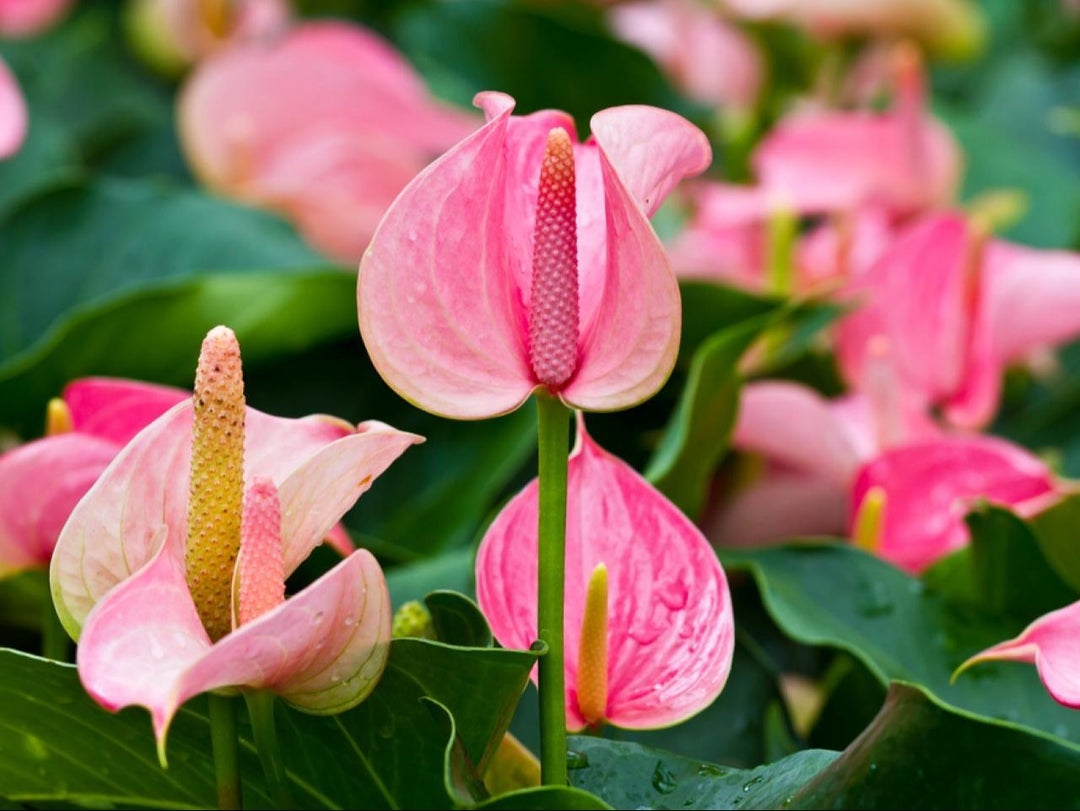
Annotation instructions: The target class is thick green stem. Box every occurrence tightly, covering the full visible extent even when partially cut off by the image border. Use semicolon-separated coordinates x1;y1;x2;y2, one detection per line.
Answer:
209;694;242;810
244;691;292;809
535;394;570;786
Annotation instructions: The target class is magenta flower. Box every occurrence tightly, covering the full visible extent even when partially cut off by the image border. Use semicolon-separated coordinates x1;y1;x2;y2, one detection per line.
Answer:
838;213;1080;429
179;21;477;262
51;328;420;749
721;375;1059;571
358;91;711;419
476;417;734;731
0;55;26;159
0;0;73;37
610;0;762;109
0;379;187;578
958;601;1080;707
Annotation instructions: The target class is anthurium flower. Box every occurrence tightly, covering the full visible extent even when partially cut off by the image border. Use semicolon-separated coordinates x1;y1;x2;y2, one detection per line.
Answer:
850;437;1059;573
0;55;26;158
126;0;289;75
0;379;187;579
476;416;733;731
52;327;420;748
0;0;72;37
359;91;711;419
610;0;762;109
751;44;960;216
957;601;1080;707
178;21;477;262
838;212;1080;429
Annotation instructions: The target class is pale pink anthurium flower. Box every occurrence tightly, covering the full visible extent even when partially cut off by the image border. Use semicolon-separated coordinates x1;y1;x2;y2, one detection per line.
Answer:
957;601;1080;707
0;378;187;579
50;327;422;753
0;56;27;158
0;0;73;38
477;415;734;731
178;21;478;263
358;91;711;420
610;0;762;109
126;0;290;75
838;212;1080;430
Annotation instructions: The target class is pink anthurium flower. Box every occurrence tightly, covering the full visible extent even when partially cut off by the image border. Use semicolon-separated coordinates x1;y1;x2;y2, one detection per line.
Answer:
178;21;478;263
126;0;290;75
0;378;187;579
52;327;421;750
610;0;762;109
957;601;1080;707
0;55;27;158
476;416;734;731
838;212;1080;429
850;437;1060;573
0;0;73;37
358;91;711;419
751;44;960;216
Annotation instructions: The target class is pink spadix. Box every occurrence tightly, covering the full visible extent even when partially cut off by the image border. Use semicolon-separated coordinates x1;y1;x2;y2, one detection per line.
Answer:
528;128;580;389
234;477;286;626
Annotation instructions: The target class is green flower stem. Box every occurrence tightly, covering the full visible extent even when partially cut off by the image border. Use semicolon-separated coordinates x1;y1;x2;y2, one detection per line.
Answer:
209;693;242;810
536;393;571;786
244;690;292;809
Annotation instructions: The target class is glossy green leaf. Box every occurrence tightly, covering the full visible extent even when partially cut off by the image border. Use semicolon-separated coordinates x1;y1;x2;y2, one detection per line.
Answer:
790;683;1080;809
387;548;475;607
1027;493;1080;594
722;541;1080;743
476;786;611;810
0;178;355;435
567;737;838;810
425;590;493;648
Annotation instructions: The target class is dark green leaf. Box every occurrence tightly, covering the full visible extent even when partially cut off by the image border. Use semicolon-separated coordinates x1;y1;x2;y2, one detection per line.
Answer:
387;548;475;607
723;541;1080;743
567;737;837;810
425;590;493;648
790;683;1080;810
476;786;611;810
1028;493;1080;593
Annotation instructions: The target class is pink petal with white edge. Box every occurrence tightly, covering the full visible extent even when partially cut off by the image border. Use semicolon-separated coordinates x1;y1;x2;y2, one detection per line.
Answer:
0;434;118;577
0;56;27;159
850;436;1057;573
51;401;417;637
476;417;733;731
358;93;535;419
733;382;866;485
960;601;1080;708
63;378;188;445
985;241;1080;365
78;538;390;748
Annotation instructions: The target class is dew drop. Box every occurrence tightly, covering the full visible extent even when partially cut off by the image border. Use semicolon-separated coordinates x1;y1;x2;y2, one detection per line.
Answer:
652;761;678;794
567;750;590;770
743;775;764;793
697;763;728;777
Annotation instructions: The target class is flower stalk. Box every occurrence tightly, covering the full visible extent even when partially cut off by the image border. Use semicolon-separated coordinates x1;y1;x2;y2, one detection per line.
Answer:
209;693;242;810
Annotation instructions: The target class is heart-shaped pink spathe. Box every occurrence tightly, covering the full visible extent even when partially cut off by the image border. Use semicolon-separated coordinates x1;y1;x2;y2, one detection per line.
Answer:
476;416;733;731
0;380;188;579
850;436;1060;573
358;91;711;420
959;601;1080;709
0;56;27;159
50;396;422;639
178;20;477;262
